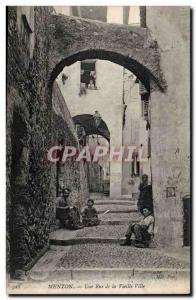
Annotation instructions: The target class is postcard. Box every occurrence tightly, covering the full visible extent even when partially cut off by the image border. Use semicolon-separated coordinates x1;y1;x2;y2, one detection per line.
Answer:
6;5;191;295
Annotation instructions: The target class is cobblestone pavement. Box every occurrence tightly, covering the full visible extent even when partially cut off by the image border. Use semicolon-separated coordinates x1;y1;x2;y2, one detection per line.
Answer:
100;212;142;222
95;204;136;212
76;225;126;238
56;243;190;269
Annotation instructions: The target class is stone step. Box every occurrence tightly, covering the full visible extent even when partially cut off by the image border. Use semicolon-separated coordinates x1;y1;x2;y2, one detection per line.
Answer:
100;219;139;225
50;224;132;246
95;202;137;211
90;194;133;201
92;197;133;201
50;225;125;246
99;212;142;224
100;211;141;219
53;218;139;231
50;237;124;246
94;200;136;206
97;207;138;214
53;211;141;231
29;267;190;283
89;193;107;199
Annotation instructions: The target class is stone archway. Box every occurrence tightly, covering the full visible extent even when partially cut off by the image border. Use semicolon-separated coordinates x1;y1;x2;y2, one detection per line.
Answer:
73;114;110;142
47;14;167;199
48;14;167;93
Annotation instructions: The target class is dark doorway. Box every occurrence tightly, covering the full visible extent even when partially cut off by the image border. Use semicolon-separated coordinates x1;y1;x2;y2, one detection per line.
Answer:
183;195;190;246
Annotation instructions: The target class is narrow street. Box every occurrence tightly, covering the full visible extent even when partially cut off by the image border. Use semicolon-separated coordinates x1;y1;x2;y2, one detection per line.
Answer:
26;194;190;283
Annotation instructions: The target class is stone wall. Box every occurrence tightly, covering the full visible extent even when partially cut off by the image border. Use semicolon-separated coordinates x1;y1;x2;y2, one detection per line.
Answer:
51;81;89;209
7;6;88;277
147;7;190;247
7;6;53;276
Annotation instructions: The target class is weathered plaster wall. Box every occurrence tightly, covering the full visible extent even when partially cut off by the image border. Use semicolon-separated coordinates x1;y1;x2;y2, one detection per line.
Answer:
147;7;190;247
122;71;151;195
56;60;124;133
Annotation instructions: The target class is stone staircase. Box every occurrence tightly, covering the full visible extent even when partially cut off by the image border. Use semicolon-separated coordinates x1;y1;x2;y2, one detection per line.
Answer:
50;194;142;246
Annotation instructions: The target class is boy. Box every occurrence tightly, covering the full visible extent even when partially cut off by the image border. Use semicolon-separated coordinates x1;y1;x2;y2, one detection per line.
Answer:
57;188;83;230
82;199;100;227
121;207;154;248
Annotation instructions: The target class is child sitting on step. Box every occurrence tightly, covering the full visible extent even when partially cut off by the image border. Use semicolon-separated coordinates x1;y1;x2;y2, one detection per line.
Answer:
120;207;155;248
82;199;100;227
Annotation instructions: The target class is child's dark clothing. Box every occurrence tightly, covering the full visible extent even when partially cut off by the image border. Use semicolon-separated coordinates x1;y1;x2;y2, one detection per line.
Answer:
82;207;100;226
57;199;83;230
138;184;153;213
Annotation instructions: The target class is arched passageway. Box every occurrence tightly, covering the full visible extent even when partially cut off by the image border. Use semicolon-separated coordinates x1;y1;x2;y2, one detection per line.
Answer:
54;55;153;198
47;15;166;199
48;14;167;93
72;114;110;196
73;114;110;142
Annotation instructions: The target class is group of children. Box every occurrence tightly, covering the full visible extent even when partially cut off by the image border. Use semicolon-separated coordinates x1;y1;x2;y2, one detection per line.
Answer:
58;178;155;248
57;189;99;230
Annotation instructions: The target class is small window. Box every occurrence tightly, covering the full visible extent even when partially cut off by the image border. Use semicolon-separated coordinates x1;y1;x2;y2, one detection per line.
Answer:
131;153;140;177
80;60;97;90
141;99;149;120
62;73;68;85
140;6;146;28
147;135;151;158
140;82;149;120
128;7;140;26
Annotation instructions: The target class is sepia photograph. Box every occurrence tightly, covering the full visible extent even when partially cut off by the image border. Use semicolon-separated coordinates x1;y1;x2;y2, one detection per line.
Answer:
6;5;191;295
